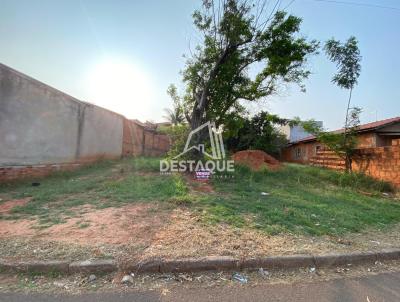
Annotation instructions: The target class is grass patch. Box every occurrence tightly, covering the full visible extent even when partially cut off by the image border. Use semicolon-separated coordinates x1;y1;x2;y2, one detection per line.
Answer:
97;173;188;203
197;164;400;236
1;158;398;236
130;157;162;172
0;158;188;227
77;222;91;229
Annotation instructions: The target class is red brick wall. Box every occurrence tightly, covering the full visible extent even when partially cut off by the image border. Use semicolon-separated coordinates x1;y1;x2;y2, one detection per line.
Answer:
281;141;321;163
0;163;83;182
152;134;170;156
131;123;145;156
353;143;400;187
122;119;170;158
0;155;122;183
282;138;400;188
356;133;376;148
283;133;378;163
122;118;134;157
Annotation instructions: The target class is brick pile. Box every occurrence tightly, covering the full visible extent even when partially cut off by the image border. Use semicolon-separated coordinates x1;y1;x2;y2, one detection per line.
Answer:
310;150;346;171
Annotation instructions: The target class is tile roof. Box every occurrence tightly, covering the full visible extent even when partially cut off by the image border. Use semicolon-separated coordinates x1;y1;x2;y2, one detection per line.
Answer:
291;116;400;144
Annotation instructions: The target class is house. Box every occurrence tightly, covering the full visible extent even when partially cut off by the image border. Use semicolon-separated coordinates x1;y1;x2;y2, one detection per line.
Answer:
281;117;400;187
280;121;323;143
282;117;400;164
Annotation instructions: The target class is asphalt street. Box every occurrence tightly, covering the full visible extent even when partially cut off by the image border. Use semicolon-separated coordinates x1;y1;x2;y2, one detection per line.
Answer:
1;272;399;302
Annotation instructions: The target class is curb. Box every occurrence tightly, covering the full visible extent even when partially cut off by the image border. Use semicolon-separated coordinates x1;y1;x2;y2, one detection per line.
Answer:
0;259;116;275
1;249;399;275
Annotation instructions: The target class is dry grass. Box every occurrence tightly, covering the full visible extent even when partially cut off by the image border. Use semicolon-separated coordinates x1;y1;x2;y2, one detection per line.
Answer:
2;207;399;264
141;209;400;261
1;158;399;263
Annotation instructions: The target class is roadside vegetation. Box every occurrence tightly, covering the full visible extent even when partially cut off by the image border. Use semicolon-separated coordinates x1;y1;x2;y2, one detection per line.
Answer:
0;157;398;236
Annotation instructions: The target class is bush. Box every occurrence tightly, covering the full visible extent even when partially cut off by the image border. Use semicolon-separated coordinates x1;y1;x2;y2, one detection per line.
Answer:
158;124;190;159
225;111;288;157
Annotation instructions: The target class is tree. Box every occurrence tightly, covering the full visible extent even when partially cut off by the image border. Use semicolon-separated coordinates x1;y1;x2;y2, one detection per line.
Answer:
226;111;288;157
174;0;318;136
323;36;362;171
164;84;185;125
302;107;362;172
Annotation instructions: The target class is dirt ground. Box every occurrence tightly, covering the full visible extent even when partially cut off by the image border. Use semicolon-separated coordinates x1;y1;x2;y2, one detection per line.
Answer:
1;196;400;263
0;198;31;215
0;201;168;245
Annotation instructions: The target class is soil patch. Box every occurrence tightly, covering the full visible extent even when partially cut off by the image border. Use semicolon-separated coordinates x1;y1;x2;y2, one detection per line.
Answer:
185;174;214;193
0;203;169;246
0;197;31;214
1;207;400;263
0;219;36;237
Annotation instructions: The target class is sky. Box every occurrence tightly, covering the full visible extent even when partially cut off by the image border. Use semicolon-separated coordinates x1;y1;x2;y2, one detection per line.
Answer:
0;0;399;130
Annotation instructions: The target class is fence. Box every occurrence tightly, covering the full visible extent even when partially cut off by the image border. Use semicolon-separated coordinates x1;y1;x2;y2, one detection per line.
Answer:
0;63;170;182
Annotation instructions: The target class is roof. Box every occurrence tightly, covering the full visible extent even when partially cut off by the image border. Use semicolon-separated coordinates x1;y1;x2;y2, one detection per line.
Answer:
290;116;400;145
130;119;160;131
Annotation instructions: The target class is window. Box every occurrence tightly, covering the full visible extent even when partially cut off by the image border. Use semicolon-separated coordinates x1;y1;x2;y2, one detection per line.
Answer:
295;147;302;159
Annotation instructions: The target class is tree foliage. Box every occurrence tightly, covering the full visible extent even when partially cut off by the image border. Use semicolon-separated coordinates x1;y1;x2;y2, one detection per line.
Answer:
164;84;185;125
302;107;362;172
171;0;319;132
158;123;190;159
321;36;362;172
226;111;288;157
324;36;361;90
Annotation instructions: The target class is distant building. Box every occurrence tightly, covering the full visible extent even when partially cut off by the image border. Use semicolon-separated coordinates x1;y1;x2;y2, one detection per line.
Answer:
282;117;400;163
281;117;400;187
280;121;323;143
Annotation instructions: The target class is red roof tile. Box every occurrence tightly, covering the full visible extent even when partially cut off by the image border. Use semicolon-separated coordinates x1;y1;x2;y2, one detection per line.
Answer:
292;116;400;144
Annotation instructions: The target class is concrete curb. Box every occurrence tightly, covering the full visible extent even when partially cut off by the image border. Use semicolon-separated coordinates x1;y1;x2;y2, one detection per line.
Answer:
0;259;116;275
1;249;399;275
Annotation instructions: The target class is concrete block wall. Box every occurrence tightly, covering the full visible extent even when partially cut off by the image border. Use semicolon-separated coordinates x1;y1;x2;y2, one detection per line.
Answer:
0;63;124;166
77;105;123;160
0;63;169;182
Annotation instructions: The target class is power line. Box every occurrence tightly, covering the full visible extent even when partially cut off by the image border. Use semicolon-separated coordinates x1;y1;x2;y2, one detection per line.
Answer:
283;0;296;10
310;0;400;12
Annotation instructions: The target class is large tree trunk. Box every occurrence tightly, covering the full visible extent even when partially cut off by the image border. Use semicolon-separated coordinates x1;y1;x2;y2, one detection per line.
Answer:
188;94;208;160
189;44;235;131
190;106;204;130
